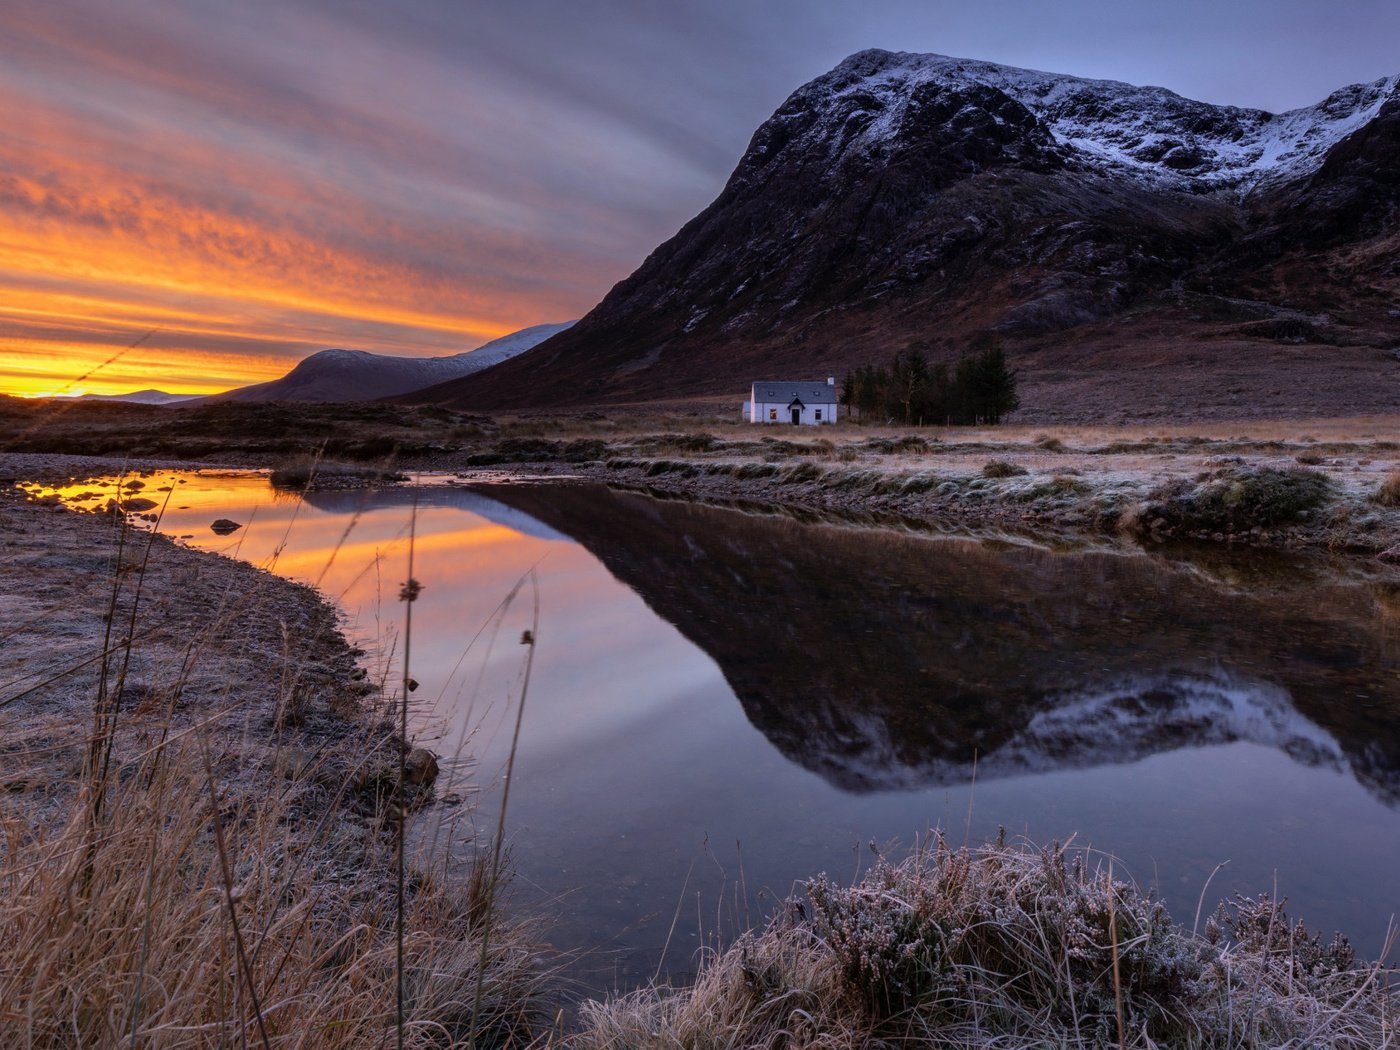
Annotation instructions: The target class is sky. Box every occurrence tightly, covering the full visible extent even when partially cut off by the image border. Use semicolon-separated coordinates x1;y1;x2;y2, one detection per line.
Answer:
1;0;1397;396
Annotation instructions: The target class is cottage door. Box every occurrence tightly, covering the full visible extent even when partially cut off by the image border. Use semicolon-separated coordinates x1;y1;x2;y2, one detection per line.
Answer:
790;407;801;425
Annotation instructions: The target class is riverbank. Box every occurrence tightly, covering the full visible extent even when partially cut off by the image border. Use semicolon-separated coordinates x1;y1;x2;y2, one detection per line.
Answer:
6;397;1399;558
438;419;1400;560
0;472;549;1047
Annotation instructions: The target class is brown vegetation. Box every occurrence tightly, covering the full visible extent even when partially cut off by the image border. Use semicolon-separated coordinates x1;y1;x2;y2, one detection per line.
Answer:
0;486;550;1048
574;835;1397;1049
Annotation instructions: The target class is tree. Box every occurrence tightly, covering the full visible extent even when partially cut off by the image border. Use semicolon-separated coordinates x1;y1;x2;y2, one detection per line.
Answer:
968;344;1020;424
855;364;883;421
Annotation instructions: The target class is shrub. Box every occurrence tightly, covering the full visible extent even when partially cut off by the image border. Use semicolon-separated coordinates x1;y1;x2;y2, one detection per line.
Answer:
1136;467;1332;535
1374;471;1400;507
982;459;1028;478
1025;474;1091;499
575;834;1397;1048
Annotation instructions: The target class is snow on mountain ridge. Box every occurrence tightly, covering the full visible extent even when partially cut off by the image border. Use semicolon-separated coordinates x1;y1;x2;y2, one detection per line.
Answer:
210;321;574;403
801;50;1399;190
805;671;1350;793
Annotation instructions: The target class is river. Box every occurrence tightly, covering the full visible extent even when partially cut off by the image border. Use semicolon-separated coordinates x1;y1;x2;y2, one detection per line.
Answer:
28;470;1400;995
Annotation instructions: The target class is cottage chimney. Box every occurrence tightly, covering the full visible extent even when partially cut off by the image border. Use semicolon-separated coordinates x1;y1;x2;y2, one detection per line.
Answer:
826;376;835;386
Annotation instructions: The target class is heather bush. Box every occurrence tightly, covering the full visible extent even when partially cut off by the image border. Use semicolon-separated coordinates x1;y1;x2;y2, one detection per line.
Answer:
573;835;1398;1049
1374;471;1400;507
981;459;1028;478
1133;466;1332;536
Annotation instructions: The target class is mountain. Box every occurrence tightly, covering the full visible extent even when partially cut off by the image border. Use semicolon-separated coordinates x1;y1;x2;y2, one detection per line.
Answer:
208;321;574;403
67;389;199;405
407;52;1400;421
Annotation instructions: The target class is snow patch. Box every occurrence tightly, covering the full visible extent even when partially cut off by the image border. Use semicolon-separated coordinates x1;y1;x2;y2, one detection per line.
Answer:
795;50;1398;191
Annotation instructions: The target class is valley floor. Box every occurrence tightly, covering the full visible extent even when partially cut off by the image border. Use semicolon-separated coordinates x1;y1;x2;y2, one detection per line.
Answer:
440;415;1400;561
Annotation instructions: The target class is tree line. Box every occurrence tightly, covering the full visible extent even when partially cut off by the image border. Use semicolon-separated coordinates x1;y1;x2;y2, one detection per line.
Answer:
838;340;1020;425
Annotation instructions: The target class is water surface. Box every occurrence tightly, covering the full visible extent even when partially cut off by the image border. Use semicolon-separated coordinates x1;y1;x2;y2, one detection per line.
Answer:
30;472;1400;993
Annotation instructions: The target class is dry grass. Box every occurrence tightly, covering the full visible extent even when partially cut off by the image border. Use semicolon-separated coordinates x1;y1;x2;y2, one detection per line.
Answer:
0;490;553;1048
0;742;550;1048
981;459;1029;478
571;834;1398;1049
1375;472;1400;507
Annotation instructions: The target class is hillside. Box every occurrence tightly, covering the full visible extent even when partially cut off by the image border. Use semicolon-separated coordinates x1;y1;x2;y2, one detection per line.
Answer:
405;51;1400;421
209;321;573;403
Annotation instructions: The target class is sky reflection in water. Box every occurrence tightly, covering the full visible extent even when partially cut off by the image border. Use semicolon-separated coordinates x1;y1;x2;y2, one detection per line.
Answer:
33;471;1400;992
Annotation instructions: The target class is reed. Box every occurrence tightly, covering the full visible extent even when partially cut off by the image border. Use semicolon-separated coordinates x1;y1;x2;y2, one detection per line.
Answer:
0;481;552;1048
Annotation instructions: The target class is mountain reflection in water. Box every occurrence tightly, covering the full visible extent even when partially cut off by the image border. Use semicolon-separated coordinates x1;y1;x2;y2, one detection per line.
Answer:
169;475;1398;990
477;484;1400;805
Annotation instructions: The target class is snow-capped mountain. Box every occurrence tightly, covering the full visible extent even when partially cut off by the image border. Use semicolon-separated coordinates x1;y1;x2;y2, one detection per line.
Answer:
782;51;1398;192
789;672;1349;792
413;51;1400;421
68;389;199;405
209;321;574;403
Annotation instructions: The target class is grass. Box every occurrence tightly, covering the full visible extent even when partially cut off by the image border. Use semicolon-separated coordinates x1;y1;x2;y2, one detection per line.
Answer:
1;737;550;1048
572;834;1398;1049
1376;472;1400;508
1127;466;1334;538
0;481;553;1048
981;459;1029;478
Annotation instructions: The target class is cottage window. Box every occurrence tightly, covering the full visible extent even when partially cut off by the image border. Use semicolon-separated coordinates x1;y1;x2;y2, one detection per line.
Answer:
815;409;822;421
768;408;777;420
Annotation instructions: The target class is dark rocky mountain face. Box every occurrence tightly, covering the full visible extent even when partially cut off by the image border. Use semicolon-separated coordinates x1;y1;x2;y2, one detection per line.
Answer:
412;52;1400;420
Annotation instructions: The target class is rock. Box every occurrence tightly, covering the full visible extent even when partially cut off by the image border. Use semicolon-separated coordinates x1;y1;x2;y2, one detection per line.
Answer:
210;519;242;534
121;497;159;512
403;747;439;787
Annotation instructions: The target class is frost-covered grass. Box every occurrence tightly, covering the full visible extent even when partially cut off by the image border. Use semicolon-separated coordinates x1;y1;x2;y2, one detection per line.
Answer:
1375;472;1400;508
1126;466;1333;537
0;491;553;1048
572;834;1397;1049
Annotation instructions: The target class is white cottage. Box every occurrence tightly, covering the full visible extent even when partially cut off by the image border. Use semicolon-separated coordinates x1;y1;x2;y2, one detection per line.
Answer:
745;378;839;425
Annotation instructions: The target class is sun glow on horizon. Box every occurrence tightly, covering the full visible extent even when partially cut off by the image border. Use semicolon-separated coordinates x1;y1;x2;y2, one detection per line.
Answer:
0;57;571;400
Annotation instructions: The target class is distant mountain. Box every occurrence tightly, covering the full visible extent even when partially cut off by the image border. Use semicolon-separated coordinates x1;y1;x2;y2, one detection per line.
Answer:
406;51;1400;421
67;389;199;405
207;322;574;404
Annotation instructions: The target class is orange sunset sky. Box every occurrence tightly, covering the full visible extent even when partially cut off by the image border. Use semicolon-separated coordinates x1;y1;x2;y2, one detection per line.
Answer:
0;2;722;397
4;1;1395;398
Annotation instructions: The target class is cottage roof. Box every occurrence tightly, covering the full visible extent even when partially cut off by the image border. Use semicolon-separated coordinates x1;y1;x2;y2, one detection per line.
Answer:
751;380;837;404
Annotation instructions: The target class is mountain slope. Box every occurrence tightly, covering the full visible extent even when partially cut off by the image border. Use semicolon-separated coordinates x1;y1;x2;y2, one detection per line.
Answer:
408;52;1400;421
209;321;573;403
69;389;199;405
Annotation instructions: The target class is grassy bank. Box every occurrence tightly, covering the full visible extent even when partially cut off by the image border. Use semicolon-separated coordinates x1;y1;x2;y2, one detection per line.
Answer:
0;484;551;1047
4;397;1400;556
